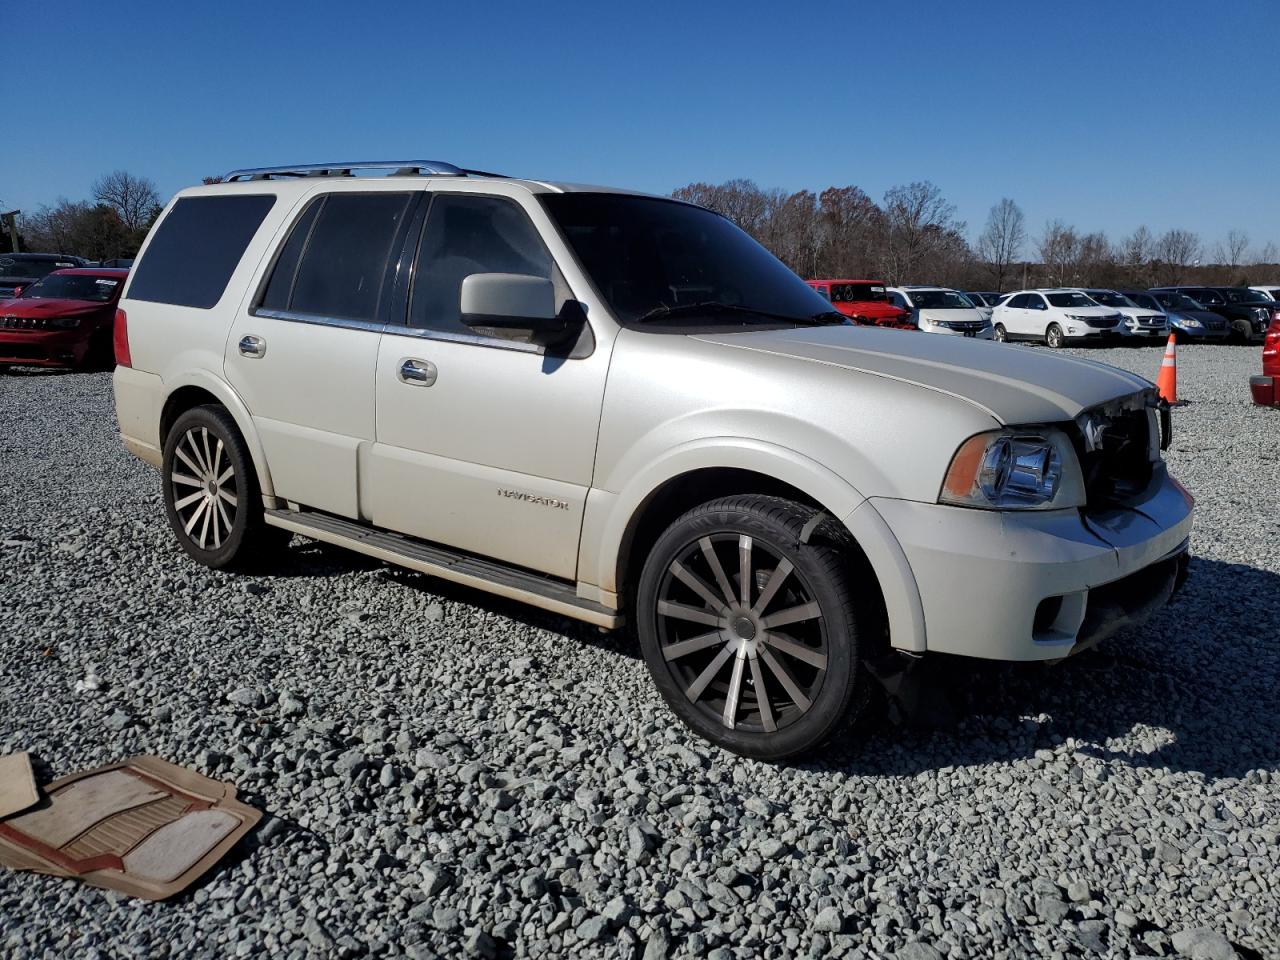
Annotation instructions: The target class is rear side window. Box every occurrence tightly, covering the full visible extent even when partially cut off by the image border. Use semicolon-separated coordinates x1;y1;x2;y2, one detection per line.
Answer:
409;194;553;335
262;192;413;323
128;195;275;308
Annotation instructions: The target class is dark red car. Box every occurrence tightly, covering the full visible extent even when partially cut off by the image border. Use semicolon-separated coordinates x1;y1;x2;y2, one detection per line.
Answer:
0;268;128;371
1251;313;1280;406
806;279;912;328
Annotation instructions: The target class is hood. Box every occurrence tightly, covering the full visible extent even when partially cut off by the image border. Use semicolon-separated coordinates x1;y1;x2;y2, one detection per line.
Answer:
917;307;986;325
0;298;110;319
692;325;1151;424
1169;309;1224;324
833;301;904;318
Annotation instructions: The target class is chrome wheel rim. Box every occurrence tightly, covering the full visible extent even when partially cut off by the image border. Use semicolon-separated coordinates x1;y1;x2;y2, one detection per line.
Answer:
170;426;238;551
1048;327;1062;347
655;533;827;734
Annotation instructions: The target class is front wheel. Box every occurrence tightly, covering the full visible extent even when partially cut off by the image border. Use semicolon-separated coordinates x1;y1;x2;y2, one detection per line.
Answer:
1046;323;1065;348
162;405;286;570
635;495;872;759
992;323;1007;343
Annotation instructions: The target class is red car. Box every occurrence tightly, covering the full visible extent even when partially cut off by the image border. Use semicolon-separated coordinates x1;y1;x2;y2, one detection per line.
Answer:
0;268;128;371
806;279;913;328
1251;312;1280;406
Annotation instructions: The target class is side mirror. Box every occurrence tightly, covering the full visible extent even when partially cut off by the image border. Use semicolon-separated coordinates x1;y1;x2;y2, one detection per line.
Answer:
460;273;570;344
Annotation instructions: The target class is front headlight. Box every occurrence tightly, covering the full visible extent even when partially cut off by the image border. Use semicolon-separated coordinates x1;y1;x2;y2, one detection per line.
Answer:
49;317;82;329
940;428;1085;510
1182;318;1202;328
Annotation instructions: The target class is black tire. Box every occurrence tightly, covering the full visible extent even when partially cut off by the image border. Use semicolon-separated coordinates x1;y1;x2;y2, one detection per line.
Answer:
992;323;1007;343
162;405;286;570
635;495;873;759
1046;323;1064;348
1230;319;1252;344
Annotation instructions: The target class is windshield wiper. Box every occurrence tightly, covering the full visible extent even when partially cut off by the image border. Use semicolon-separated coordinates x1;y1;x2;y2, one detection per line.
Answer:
635;301;846;326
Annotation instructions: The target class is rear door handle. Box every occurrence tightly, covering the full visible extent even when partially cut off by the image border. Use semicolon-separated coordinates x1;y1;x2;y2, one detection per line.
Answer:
398;358;437;386
238;335;266;358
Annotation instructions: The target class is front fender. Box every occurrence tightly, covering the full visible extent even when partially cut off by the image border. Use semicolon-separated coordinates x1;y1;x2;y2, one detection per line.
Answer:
581;436;865;598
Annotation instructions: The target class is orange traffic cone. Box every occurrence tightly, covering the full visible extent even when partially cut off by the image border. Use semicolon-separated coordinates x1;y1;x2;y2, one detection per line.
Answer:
1156;333;1178;404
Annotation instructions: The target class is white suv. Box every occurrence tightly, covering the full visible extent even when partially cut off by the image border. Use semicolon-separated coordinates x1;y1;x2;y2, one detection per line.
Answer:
885;286;993;339
990;289;1125;347
112;161;1193;758
1077;289;1169;340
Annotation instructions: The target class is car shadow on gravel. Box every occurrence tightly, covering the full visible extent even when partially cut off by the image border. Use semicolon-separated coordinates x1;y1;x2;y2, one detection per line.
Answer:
823;556;1280;783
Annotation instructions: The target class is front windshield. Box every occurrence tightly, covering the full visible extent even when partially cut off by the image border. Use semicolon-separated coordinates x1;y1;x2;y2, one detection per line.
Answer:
1087;291;1134;308
910;290;974;309
1129;294;1160;310
1160;293;1202;311
19;274;121;303
831;283;886;303
1046;292;1098;308
541;194;835;327
1223;288;1268;304
1187;288;1224;305
0;257;76;280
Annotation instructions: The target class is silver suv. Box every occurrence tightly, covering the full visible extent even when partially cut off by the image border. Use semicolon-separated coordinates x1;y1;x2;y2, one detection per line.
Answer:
113;161;1194;758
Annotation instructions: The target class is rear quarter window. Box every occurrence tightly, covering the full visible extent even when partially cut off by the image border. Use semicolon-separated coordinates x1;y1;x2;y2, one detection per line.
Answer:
127;194;276;309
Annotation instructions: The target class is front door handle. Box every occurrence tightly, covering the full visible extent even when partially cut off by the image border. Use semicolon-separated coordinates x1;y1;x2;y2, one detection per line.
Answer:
238;335;266;358
398;357;438;386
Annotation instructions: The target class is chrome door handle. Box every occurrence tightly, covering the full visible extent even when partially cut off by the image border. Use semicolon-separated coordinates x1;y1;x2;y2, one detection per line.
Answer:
398;357;437;386
238;335;266;358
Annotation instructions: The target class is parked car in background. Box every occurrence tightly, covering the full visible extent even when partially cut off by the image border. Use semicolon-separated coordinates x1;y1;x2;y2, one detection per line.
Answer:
1077;288;1168;341
806;279;912;328
112;160;1193;759
887;286;992;338
1131;290;1230;342
0;253;89;298
0;268;128;371
1150;286;1270;342
1251;314;1280;406
963;291;1001;321
990;289;1124;347
1248;285;1280;301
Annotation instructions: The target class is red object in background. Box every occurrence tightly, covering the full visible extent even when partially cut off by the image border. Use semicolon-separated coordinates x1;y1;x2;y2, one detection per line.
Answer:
0;268;128;370
1250;316;1280;406
807;279;914;329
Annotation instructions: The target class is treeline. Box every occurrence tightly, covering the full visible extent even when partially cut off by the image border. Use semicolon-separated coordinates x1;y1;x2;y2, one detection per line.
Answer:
9;171;162;260
672;179;1280;291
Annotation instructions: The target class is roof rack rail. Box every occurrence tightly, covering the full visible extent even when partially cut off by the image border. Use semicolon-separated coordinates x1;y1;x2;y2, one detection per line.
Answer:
222;160;467;182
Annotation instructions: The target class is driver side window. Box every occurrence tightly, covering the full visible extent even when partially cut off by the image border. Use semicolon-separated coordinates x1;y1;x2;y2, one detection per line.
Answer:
409;194;556;336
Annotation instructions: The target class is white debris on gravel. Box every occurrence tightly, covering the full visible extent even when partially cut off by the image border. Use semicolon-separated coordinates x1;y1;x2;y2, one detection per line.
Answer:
0;344;1277;959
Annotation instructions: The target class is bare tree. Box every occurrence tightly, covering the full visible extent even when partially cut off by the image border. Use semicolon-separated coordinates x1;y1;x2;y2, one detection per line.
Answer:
92;170;161;231
1152;229;1200;285
1214;229;1249;267
975;198;1025;292
879;181;962;283
1256;241;1278;266
1037;220;1080;286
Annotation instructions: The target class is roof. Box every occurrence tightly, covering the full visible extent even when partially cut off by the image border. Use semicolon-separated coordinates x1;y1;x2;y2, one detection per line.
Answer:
0;252;83;261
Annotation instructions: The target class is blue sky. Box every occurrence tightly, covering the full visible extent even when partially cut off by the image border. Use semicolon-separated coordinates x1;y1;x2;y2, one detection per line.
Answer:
6;0;1279;252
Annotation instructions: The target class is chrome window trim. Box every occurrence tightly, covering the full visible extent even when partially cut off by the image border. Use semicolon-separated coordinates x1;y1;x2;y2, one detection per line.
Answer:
252;308;388;334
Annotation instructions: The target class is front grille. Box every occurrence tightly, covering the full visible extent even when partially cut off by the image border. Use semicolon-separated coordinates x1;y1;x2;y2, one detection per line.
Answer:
946;321;984;331
0;343;51;360
1083;315;1121;329
1;315;47;330
1077;405;1154;505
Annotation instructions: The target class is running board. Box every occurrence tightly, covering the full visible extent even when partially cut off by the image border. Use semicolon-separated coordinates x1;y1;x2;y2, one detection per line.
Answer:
264;508;622;629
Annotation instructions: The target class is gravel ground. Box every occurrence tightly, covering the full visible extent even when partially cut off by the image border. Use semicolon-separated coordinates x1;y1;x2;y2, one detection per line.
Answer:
1;343;1277;960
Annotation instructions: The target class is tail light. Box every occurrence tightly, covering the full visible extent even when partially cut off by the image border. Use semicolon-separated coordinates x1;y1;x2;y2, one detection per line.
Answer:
113;308;131;367
12;284;24;297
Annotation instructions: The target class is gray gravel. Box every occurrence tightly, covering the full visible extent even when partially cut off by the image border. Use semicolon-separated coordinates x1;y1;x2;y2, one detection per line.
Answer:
1;343;1278;959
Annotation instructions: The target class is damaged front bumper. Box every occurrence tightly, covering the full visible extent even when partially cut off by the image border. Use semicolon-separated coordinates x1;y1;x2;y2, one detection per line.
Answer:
869;462;1195;662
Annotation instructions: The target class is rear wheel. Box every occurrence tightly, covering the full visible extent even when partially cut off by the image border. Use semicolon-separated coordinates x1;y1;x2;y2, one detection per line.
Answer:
636;495;872;759
1046;323;1064;348
162;405;287;570
992;323;1007;343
